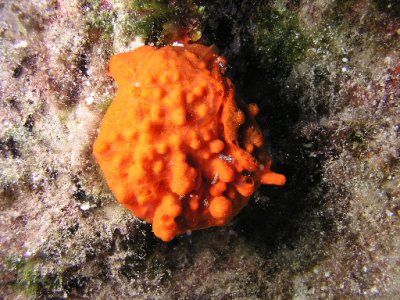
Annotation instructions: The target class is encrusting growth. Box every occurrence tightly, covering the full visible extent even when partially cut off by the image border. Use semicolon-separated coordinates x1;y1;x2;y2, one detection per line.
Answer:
93;43;285;241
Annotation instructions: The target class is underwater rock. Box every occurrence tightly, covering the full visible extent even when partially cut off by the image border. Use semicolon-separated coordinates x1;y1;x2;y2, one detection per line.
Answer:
0;0;399;299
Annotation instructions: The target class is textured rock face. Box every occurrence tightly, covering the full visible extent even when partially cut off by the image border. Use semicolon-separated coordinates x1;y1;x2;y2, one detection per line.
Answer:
0;0;399;299
94;44;285;241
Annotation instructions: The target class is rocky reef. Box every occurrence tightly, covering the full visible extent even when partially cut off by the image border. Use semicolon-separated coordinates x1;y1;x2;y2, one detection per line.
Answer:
0;0;399;299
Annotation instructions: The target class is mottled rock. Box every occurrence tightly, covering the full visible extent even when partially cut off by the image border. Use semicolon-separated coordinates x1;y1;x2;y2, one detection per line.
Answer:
0;0;399;299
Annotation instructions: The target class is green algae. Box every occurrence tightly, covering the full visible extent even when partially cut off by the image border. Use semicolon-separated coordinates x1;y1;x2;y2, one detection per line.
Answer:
246;3;310;80
98;95;113;114
5;256;43;298
4;254;88;299
81;0;116;38
17;260;42;298
124;0;204;45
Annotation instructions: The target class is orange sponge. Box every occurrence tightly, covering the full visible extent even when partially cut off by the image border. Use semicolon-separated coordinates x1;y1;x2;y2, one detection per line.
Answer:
93;44;285;241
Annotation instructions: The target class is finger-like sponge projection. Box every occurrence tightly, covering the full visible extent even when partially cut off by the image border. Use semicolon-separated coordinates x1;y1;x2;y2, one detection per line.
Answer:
93;44;286;241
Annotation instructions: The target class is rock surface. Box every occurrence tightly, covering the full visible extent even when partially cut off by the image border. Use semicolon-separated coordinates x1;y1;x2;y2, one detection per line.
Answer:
0;0;399;299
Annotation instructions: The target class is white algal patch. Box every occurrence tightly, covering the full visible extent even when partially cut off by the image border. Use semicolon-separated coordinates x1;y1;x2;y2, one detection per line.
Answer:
80;202;91;211
85;95;94;105
386;210;394;217
14;40;28;48
128;36;145;50
218;153;234;162
172;41;184;47
211;173;219;184
384;56;392;65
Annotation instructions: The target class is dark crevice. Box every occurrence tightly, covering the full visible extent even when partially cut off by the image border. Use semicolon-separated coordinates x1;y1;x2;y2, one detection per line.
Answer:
195;1;336;259
23;114;34;132
0;136;21;159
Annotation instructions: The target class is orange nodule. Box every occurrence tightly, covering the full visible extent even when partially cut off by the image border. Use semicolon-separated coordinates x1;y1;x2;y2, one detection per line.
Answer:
209;196;232;220
93;44;285;242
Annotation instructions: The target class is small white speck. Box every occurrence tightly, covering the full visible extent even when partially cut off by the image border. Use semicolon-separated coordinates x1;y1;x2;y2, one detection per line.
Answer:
384;56;392;65
84;81;91;87
172;41;184;47
386;210;394;217
324;271;331;278
128;37;145;50
31;172;42;183
218;154;234;162
211;174;219;184
217;57;227;70
342;57;349;62
362;266;368;273
134;82;141;87
303;143;313;148
80;202;90;211
341;67;348;72
24;250;32;257
85;96;94;105
368;286;379;294
14;40;28;48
